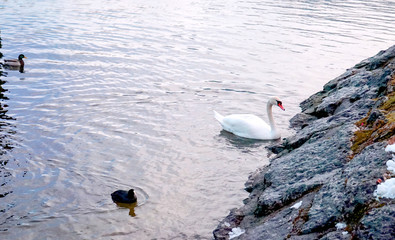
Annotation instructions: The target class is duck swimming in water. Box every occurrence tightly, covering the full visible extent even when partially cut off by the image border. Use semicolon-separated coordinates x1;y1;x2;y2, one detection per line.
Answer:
111;189;137;204
4;54;27;67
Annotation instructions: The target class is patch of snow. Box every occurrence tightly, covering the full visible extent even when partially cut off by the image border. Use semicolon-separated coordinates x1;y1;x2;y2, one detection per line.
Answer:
374;178;395;199
342;231;349;236
385;143;395;152
224;222;230;227
387;160;395;174
335;222;347;230
229;227;245;239
290;201;303;209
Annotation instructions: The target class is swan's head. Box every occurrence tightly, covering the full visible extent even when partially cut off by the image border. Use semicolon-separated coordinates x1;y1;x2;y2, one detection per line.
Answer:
269;96;285;111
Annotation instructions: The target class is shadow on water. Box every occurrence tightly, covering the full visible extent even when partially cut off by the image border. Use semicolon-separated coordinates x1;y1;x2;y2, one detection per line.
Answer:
0;30;17;204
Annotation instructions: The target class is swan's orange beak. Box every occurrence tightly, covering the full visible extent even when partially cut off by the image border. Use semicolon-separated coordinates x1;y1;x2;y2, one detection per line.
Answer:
278;103;285;111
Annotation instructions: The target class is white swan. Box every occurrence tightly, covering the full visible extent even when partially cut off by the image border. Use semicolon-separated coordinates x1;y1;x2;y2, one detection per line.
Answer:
214;96;285;140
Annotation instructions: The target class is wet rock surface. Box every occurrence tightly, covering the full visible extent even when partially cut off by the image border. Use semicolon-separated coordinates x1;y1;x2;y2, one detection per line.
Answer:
213;45;395;240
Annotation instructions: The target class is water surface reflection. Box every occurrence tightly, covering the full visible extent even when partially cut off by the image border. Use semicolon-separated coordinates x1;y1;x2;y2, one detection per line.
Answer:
0;33;17;220
0;0;394;239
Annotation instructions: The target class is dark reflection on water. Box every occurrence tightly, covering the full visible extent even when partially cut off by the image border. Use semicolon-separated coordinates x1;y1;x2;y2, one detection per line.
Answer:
0;31;17;206
3;65;24;73
114;202;138;217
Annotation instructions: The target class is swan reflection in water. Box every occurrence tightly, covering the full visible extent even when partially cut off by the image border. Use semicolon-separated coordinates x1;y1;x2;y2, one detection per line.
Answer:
218;129;282;154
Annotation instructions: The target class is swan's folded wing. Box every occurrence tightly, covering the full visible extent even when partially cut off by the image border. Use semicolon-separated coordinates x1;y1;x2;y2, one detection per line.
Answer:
222;114;271;138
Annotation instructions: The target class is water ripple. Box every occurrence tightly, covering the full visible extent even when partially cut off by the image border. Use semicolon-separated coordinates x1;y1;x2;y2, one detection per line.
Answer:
1;0;394;239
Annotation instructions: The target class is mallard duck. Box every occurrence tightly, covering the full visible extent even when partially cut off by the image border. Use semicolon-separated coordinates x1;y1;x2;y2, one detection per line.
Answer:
4;54;27;67
111;189;137;203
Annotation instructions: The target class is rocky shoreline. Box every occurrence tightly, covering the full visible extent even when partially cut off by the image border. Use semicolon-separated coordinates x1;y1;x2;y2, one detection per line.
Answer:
213;45;395;239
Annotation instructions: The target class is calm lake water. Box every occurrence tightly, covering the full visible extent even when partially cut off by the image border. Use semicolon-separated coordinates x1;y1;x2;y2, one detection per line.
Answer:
0;0;394;239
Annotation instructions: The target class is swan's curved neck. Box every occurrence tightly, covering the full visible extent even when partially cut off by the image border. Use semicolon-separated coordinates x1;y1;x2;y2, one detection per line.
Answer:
266;101;276;131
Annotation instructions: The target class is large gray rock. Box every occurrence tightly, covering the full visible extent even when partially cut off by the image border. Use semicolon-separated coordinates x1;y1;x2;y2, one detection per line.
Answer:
214;45;395;240
355;205;395;239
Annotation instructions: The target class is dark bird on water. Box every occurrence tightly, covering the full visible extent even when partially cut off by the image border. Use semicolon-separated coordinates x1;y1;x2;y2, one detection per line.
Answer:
111;189;137;204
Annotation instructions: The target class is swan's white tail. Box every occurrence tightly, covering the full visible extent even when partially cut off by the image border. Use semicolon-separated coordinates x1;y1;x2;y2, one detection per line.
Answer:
213;110;224;123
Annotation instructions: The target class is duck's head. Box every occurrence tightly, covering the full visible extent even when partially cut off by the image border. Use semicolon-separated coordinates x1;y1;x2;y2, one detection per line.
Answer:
269;96;285;111
18;54;27;60
127;189;136;197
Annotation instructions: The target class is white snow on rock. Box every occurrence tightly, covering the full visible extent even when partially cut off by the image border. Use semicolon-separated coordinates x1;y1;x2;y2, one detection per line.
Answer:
385;143;395;153
375;144;395;199
229;227;245;239
290;201;303;209
335;222;347;230
387;160;395;174
374;178;395;199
